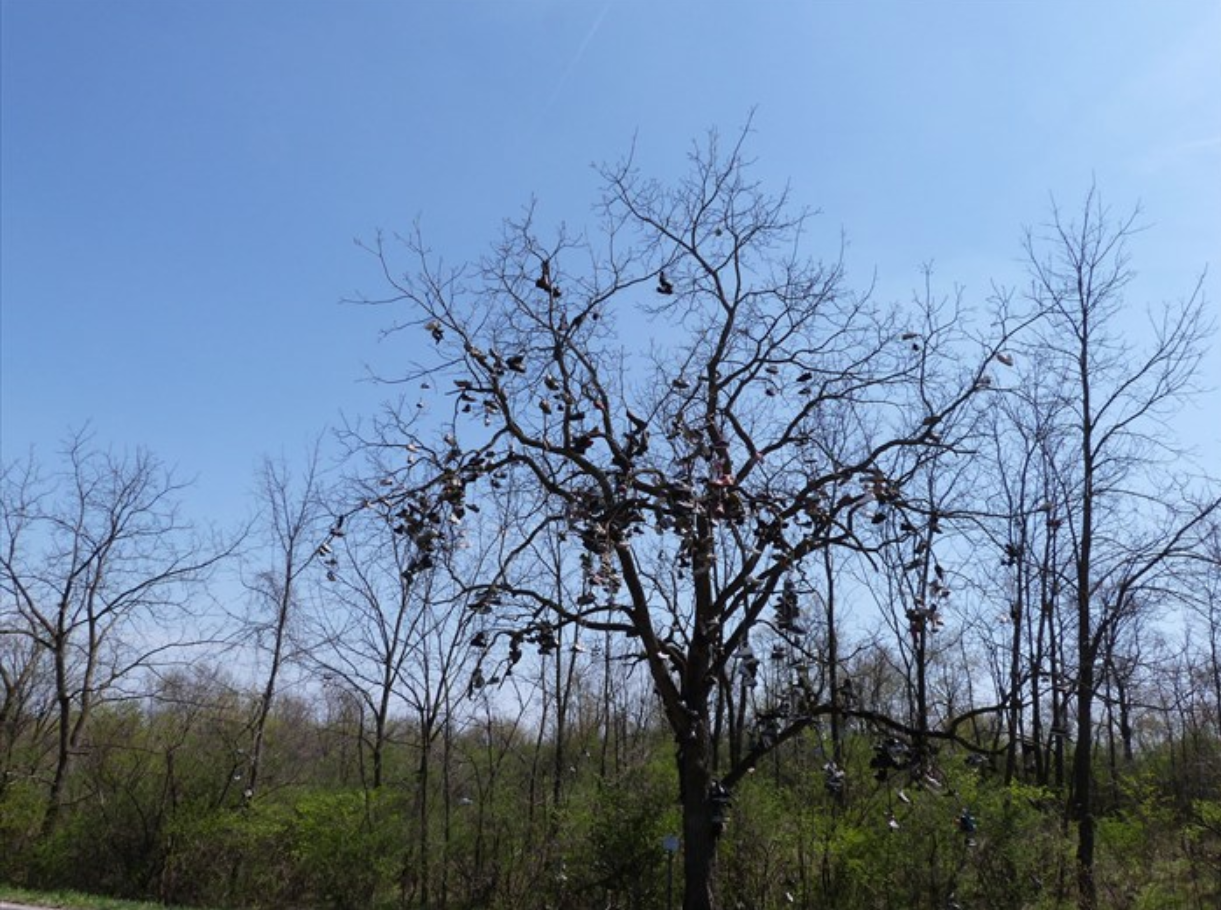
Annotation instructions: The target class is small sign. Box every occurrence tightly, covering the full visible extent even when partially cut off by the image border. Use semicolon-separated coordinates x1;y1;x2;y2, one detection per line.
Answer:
662;834;680;854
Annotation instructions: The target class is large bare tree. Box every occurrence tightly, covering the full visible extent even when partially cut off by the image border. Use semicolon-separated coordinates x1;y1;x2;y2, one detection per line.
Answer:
356;127;1027;910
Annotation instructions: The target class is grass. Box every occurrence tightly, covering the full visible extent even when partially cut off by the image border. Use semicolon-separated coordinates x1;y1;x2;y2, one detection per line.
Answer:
0;885;219;910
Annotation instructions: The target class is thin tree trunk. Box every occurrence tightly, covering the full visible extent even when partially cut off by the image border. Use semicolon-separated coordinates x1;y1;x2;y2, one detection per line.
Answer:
418;723;431;910
246;584;289;803
824;548;842;765
1071;663;1096;910
1005;574;1024;784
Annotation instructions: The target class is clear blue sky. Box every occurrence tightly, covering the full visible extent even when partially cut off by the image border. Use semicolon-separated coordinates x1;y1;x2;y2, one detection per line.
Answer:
3;0;1219;533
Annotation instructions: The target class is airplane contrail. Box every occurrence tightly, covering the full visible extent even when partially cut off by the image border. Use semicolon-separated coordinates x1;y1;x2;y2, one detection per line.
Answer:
544;1;612;113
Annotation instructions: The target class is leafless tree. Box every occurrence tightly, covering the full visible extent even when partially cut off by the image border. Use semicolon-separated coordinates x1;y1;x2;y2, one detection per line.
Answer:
0;430;232;832
308;437;488;907
241;444;332;804
0;632;48;799
1019;188;1219;910
978;343;1079;788
355;125;1030;910
1184;517;1221;737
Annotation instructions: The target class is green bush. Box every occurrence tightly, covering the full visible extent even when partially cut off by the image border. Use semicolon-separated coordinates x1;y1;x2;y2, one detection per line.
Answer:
160;801;297;907
289;789;399;910
0;777;45;882
579;766;674;908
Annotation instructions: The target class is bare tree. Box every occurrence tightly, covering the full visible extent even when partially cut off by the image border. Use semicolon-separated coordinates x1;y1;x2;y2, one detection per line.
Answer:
351;126;1032;910
0;431;231;832
304;506;413;794
978;343;1079;788
0;631;47;799
305;438;486;908
1184;517;1221;737
1019;188;1219;910
241;444;331;804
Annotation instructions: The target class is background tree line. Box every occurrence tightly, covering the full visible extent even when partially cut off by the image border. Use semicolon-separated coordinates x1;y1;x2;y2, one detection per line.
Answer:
3;130;1219;910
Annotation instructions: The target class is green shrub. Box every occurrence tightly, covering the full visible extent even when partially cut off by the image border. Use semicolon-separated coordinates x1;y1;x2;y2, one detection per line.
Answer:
289;789;399;910
0;777;45;882
160;800;297;907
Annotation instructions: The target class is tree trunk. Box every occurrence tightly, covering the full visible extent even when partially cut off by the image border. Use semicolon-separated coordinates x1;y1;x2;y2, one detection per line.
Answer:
43;690;72;834
1071;657;1096;910
1209;616;1221;737
43;624;90;835
1117;677;1134;762
246;594;287;803
678;740;718;910
371;709;385;791
823;548;843;765
1005;583;1024;784
418;737;431;910
1031;593;1048;784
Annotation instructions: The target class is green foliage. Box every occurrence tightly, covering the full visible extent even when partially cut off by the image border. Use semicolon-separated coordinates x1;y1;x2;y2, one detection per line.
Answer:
718;773;812;907
1184;800;1221;908
956;780;1068;910
711;746;1075;910
289;789;400;910
0;776;45;882
1089;770;1221;910
160;800;298;908
573;763;675;908
4;683;1221;909
158;789;403;909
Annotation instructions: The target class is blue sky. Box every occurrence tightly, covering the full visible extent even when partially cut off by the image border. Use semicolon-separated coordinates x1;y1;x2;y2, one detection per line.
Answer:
3;0;1219;534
